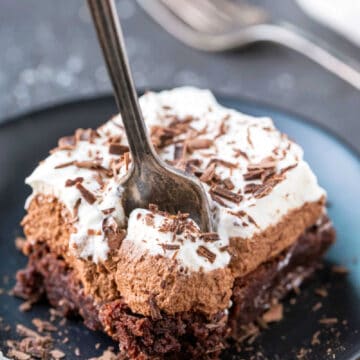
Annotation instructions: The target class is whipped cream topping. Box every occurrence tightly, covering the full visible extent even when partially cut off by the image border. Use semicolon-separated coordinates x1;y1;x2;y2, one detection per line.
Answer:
126;208;230;272
25;87;325;270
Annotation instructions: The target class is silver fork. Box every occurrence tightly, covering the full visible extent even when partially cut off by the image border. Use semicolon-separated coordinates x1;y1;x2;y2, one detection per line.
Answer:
87;0;213;231
137;0;360;90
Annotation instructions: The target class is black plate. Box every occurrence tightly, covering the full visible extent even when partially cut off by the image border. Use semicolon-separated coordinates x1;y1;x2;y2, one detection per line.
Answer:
0;94;359;359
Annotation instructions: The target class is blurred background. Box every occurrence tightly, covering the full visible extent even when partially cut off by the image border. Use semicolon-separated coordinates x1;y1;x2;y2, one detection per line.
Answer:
0;0;359;151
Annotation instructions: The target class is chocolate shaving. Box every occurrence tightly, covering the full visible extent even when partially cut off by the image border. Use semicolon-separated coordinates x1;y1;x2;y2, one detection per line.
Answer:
279;163;298;175
73;198;81;219
102;217;126;250
223;177;235;190
200;162;216;183
75;128;99;142
102;208;115;215
150;126;180;148
160;243;180;251
174;143;186;161
215;116;229;138
253;184;273;199
54;160;75;169
109;143;129;155
76;183;96;204
199;232;220;242
58;136;76;150
187;138;213;151
247;214;259;228
75;161;112;177
261;168;276;182
123;152;130;171
196;245;216;263
243;169;264;181
244;183;261;194
210;192;229;207
65;177;83;187
145;213;155;227
233;148;249;160
148;295;162;320
208;158;237;169
247;157;277;170
210;185;243;203
246;127;253;147
229;210;247;218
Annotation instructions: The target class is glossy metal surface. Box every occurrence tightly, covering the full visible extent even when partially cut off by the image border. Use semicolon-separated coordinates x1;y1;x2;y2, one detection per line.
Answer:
87;0;212;231
138;0;360;91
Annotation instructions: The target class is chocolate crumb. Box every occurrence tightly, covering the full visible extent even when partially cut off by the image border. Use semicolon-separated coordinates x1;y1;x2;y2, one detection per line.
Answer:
311;330;321;345
319;317;338;325
331;265;348;274
314;287;328;298
148;295;162;320
50;349;65;359
312;302;322;312
32;318;57;332
7;349;31;360
19;300;33;312
262;303;283;323
88;348;118;360
15;237;27;252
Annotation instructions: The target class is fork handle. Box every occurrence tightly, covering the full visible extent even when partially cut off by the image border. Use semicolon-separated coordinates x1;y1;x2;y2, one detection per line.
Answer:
87;0;158;166
252;22;360;91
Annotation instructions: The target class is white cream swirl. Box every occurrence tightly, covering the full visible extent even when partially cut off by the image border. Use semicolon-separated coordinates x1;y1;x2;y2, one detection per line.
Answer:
25;87;325;270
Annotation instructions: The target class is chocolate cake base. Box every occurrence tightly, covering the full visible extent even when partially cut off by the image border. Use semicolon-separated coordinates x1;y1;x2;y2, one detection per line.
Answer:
14;217;335;359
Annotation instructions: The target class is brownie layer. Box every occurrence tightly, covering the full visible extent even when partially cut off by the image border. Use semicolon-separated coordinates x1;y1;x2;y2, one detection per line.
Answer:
14;217;334;359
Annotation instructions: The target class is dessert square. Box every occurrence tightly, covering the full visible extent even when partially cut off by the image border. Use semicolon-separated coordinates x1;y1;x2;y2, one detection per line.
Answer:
14;87;335;359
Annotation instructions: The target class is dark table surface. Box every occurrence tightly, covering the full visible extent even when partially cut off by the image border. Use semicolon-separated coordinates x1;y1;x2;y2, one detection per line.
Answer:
0;0;359;152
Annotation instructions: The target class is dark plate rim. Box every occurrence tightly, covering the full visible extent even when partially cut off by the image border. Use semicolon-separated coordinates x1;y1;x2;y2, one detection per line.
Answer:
1;89;359;162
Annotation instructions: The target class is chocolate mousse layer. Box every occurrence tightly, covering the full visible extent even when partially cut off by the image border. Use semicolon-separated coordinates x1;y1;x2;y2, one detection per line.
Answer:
14;216;334;359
